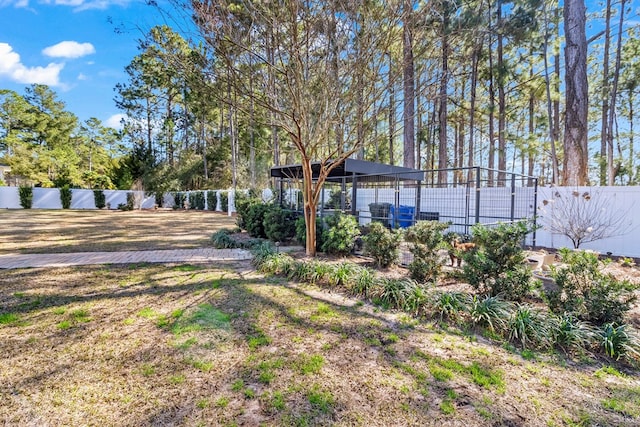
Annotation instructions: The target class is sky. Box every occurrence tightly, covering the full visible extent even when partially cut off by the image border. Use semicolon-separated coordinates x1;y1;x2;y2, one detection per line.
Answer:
0;0;182;129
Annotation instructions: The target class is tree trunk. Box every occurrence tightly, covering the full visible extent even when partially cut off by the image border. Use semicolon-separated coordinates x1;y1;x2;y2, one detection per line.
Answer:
388;53;396;165
403;1;416;169
467;41;481;183
497;4;506;186
437;23;449;185
563;0;589;186
607;0;626;185
600;0;612;185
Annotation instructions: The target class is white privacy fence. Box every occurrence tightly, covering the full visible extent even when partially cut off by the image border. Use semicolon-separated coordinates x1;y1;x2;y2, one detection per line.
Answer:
0;187;236;213
1;185;639;258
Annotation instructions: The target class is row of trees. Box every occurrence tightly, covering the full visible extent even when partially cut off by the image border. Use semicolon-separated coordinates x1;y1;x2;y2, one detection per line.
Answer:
0;85;129;188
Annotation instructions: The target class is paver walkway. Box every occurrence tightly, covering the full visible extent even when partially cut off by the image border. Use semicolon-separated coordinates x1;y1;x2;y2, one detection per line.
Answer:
0;248;253;269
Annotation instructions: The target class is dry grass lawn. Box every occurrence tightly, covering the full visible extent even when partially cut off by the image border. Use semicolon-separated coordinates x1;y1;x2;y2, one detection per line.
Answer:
1;210;639;426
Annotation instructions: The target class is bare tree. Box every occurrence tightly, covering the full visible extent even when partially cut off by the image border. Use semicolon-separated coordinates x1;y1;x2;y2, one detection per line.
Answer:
539;188;632;249
188;0;398;255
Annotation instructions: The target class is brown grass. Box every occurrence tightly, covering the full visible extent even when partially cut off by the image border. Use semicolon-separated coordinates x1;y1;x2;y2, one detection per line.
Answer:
0;209;237;254
1;211;639;426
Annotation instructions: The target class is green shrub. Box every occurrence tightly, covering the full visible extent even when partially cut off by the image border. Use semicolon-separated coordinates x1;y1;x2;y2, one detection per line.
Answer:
263;205;297;242
235;192;261;230
362;222;402;268
220;191;229;211
327;262;358;287
206;190;216;211
154;192;163;208
546;248;636;325
173;192;186;209
324;190;350;210
405;221;450;283
295;216;324;251
321;212;361;255
93;189;106;209
350;267;378;298
188;191;205;210
373;278;418;310
463;221;533;300
245;203;271;238
211;230;238;249
18;185;33;209
60;186;72;209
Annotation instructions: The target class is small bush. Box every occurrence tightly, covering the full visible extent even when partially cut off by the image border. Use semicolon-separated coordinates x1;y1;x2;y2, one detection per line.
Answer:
235;192;261;230
126;192;135;210
173;192;186;209
18;185;33;209
154;192;163;208
321;212;361;255
206;190;216;211
324;190;351;210
60;186;72;209
220;191;229;211
405;221;450;283
373;278;418;310
350;267;378;298
263;205;297;242
245;203;271;238
189;191;205;210
327;262;358;287
463;221;533;300
93;189;106;209
362;222;402;268
547;248;636;325
211;230;238;249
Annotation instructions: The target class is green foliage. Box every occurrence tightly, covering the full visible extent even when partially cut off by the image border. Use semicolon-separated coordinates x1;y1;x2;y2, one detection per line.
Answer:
552;313;595;354
597;323;640;361
362;221;402;268
405;221;450;283
469;295;513;332
93;189;106;209
188;191;205;210
324;190;350;210
235;192;261;230
18;185;33;209
350;267;378;298
220;191;228;211
372;278;418;310
327;262;358;287
126;192;135;210
463;221;533;300
211;229;238;249
547;248;637;325
59;185;72;209
245;203;271;238
321;212;361;255
206;190;216;211
295;216;324;251
263;205;297;242
429;291;471;321
507;304;552;350
173;192;186;209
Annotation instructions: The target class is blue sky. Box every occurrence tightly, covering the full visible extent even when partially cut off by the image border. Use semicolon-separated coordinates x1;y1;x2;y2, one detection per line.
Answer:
0;0;175;128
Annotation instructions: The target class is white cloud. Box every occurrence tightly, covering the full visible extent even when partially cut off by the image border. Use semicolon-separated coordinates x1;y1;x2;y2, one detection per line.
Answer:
104;113;125;129
42;41;95;59
77;73;88;81
0;42;63;86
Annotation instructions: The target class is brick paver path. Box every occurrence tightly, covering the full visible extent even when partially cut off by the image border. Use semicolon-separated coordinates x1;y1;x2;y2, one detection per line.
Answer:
0;248;252;269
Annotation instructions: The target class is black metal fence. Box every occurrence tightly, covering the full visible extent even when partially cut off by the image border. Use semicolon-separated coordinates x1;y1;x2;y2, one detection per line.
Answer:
276;166;538;246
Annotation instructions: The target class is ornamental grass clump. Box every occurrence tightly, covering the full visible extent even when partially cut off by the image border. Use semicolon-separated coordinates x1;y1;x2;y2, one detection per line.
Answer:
507;304;553;350
468;295;513;332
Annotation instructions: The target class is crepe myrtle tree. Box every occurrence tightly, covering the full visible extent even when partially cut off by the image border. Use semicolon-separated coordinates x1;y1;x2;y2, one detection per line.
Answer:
186;0;401;255
539;188;632;249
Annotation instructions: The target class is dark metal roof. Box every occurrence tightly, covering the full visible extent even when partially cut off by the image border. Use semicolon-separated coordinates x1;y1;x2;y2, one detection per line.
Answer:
270;158;424;182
